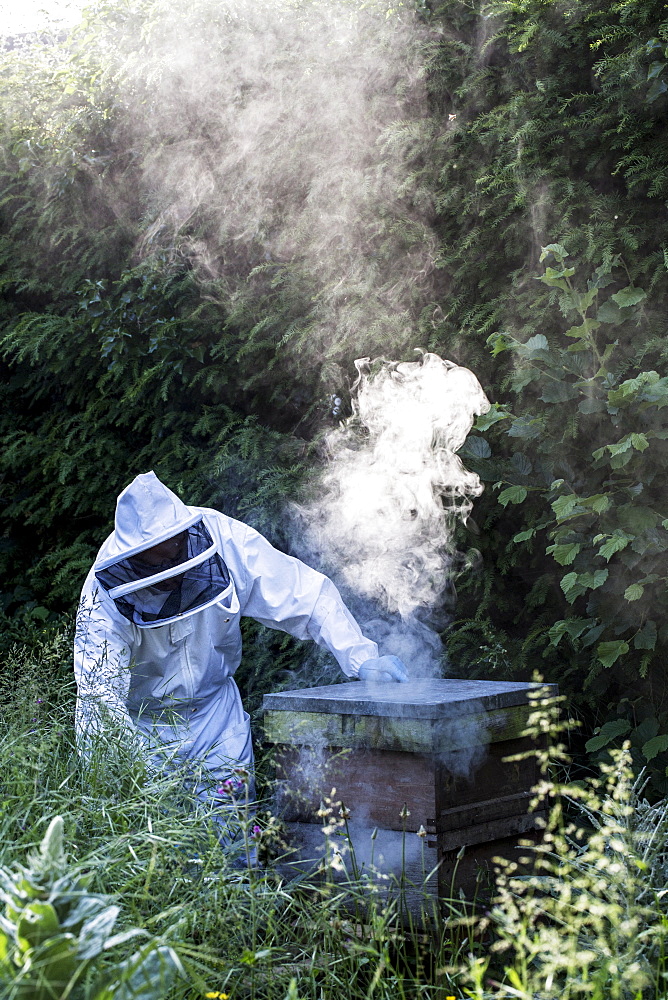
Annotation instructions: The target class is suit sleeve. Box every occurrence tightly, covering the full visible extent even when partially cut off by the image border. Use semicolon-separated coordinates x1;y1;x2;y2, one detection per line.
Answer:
73;576;153;763
238;524;378;677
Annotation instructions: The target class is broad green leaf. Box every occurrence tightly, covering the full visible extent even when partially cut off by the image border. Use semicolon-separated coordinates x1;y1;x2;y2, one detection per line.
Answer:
507;416;543;439
560;569;608;604
539;381;580;403
521;334;549;353
585;718;631;752
618;506;659;533
610;449;634;469
642;734;668;762
581;569;608;589
560;572;578;596
512;528;535;542
630;433;649;452
608;372;661;406
96;942;181;1000
633;718;659;745
647;60;667;80
28;936;79;989
544;265;575;280
498;485;528;507
510;452;532;476
512;369;539;392
607;436;633;456
581;494;610;514
597;640;630;668
647;77;668;102
540;243;569;261
597;531;633;561
581;623;605;647
611;286;647;308
634;620;657;650
578;397;606;414
546;542;581;566
548;618;591;647
462;435;491;458
16;902;60;950
638;375;668;406
487;333;513;357
539;274;569;291
61;896;110;932
624;584;644;601
564;319;600;339
596;300;624;325
578;286;598;311
474;403;511;431
551;494;579;520
631;536;651;556
77;906;120;960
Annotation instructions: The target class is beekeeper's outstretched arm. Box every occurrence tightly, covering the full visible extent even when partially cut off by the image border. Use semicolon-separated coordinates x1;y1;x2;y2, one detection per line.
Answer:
236;522;409;682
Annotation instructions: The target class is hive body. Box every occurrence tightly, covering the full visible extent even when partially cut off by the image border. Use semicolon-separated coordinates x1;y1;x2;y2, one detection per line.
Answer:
262;678;557;898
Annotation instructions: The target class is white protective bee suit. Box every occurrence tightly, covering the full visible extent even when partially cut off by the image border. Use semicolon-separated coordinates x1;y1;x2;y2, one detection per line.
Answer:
74;472;406;809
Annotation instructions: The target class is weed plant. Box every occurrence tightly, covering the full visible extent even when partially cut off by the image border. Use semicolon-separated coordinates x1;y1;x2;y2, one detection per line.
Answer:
463;690;668;1000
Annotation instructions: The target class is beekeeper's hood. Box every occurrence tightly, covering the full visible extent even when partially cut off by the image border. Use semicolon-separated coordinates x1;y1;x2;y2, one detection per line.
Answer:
94;471;238;628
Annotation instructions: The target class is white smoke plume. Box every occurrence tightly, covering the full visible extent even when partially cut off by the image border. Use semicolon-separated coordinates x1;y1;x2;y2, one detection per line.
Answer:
64;3;489;672
97;0;438;369
291;351;490;674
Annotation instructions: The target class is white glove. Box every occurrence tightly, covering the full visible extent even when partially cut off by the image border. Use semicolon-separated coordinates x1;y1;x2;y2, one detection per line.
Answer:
358;655;409;683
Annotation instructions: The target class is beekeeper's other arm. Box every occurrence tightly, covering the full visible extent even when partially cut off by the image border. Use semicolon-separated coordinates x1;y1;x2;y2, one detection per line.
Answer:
73;579;148;759
236;522;409;682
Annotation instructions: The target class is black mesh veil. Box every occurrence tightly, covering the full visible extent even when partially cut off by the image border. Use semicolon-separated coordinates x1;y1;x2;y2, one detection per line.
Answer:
95;521;235;628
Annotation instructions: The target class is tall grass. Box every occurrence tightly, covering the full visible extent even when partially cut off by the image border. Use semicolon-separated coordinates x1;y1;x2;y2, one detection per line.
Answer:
2;626;668;998
0;627;470;998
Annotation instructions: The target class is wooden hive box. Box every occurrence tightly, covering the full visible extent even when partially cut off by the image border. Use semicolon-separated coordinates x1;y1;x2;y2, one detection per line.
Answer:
262;678;558;900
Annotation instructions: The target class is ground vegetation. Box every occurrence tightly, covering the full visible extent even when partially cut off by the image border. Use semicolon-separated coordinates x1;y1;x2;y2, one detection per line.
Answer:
1;0;668;991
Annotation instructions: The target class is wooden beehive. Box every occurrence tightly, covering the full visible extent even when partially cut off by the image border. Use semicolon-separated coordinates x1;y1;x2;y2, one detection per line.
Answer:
262;678;558;899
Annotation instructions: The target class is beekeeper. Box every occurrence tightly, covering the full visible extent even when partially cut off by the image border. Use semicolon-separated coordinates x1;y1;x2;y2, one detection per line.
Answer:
74;471;408;806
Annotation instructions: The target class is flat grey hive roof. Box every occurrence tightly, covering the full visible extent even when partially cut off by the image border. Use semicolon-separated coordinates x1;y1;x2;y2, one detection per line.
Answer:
263;678;559;720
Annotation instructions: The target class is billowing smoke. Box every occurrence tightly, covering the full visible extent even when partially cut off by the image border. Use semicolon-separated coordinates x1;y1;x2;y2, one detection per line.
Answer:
56;2;490;672
291;351;490;675
102;0;438;368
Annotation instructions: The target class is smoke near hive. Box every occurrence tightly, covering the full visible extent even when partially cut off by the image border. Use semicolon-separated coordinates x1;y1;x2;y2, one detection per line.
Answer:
291;352;490;675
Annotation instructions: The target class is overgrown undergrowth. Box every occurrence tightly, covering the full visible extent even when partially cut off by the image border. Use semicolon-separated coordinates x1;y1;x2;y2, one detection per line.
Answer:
2;629;668;999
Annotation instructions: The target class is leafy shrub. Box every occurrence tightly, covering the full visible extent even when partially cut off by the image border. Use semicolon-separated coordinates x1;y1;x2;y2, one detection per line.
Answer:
0;816;184;1000
456;244;668;790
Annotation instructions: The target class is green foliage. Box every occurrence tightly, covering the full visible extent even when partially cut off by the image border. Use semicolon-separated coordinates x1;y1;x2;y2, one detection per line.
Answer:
6;635;668;1000
0;2;333;622
458;245;668;790
421;0;668;365
462;699;668;999
0;817;184;999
